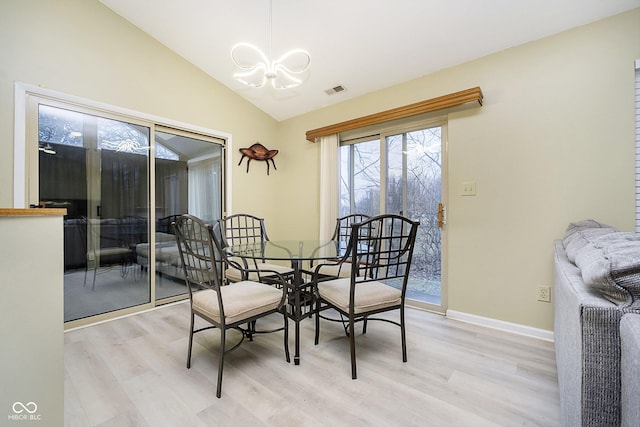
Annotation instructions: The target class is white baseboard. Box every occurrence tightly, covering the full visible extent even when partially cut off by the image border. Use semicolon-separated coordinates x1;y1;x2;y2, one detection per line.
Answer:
64;300;188;333
446;310;554;342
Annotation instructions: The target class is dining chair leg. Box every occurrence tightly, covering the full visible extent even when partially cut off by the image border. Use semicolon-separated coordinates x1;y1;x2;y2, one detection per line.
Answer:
243;321;254;341
337;313;350;337
187;312;195;369
314;299;321;345
92;268;98;290
401;307;407;362
362;316;368;334
349;317;357;379
216;327;226;398
283;309;291;363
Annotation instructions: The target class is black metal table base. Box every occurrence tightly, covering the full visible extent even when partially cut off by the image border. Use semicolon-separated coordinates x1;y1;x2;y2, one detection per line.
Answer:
287;260;315;365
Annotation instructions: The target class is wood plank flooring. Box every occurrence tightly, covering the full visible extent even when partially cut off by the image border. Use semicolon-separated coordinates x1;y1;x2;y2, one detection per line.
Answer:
64;302;560;427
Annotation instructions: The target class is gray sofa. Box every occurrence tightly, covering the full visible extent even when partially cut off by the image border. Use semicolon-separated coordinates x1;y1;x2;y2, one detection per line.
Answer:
621;313;640;427
554;220;640;426
135;232;184;280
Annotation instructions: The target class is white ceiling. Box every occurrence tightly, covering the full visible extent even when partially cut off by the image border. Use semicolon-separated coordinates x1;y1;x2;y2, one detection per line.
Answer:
100;0;639;121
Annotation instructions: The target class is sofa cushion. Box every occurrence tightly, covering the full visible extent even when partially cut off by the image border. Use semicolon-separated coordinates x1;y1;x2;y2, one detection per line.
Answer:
574;232;640;308
562;219;617;263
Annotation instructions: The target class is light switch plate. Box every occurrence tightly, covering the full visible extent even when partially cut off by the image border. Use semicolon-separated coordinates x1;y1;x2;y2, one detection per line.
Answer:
461;181;476;196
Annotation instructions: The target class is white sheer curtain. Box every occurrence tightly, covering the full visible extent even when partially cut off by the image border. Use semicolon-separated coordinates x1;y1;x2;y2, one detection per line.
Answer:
319;134;339;240
188;157;220;223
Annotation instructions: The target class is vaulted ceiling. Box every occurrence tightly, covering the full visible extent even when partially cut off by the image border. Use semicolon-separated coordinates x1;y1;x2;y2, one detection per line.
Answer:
100;0;640;121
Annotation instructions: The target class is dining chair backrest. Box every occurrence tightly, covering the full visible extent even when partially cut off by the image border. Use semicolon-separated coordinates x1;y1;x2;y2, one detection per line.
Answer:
332;214;371;250
349;214;420;288
173;215;223;299
305;214;371;274
219;213;270;248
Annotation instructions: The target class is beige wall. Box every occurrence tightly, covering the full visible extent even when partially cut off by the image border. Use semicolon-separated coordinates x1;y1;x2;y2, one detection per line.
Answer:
275;9;640;331
0;212;64;425
0;0;278;213
1;1;639;332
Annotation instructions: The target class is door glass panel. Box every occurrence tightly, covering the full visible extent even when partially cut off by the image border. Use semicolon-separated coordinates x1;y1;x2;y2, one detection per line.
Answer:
39;105;151;322
339;138;380;217
152;130;223;300
386;127;442;305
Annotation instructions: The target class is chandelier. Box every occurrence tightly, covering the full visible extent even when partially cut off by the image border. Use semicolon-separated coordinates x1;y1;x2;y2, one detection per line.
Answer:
231;0;310;89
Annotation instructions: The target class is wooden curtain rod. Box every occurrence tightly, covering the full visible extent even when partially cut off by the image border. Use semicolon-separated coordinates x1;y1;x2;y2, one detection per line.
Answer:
305;86;483;142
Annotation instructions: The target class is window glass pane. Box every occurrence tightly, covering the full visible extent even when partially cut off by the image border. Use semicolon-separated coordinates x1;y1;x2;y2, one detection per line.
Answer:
155;142;179;160
352;139;380;216
98;117;150;156
386;134;403;215
339;144;350;217
404;128;442;301
38;105;84;147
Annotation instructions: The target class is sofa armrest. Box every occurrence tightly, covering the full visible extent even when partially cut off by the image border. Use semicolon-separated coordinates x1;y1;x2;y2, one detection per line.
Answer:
621;313;640;427
554;240;624;427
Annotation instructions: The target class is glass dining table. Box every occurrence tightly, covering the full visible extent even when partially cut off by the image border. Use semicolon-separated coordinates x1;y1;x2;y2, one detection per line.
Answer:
225;239;344;365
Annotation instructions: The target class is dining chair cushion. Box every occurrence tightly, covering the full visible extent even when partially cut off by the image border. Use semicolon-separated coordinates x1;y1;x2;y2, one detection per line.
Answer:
318;278;402;315
192;281;283;325
225;262;293;282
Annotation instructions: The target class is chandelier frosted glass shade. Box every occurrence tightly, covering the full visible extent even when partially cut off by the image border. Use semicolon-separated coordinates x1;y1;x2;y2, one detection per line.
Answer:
231;42;311;89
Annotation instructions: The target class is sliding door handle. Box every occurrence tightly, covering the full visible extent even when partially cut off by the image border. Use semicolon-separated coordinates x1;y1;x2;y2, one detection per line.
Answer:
438;203;446;228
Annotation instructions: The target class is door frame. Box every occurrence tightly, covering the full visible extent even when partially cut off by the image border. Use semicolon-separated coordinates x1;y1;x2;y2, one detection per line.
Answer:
340;116;448;313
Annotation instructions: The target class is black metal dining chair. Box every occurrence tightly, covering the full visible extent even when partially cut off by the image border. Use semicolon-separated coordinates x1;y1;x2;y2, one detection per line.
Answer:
218;213;294;284
311;214;420;379
306;213;372;280
173;214;290;398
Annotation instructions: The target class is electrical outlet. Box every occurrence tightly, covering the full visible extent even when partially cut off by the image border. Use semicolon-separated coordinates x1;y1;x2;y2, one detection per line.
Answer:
537;285;551;302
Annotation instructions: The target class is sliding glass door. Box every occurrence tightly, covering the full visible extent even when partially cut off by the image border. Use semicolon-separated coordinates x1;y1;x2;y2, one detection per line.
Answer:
152;129;223;299
339;121;446;311
386;127;443;307
38;104;151;322
34;100;225;325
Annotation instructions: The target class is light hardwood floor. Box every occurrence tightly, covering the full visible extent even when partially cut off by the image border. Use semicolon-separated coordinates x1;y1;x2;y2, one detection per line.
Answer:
64;302;560;427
